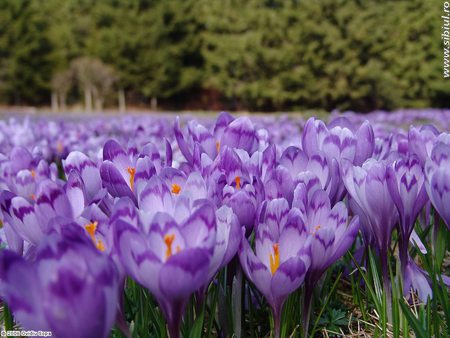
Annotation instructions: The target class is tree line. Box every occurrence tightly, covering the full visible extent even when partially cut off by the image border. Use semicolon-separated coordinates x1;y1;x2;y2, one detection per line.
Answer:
0;0;447;112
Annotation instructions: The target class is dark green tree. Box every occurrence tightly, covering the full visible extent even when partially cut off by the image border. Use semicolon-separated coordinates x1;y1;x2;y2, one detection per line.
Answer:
0;0;57;104
0;0;447;111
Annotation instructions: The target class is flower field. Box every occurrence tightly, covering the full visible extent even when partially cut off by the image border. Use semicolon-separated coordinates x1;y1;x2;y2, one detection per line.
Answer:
0;110;450;338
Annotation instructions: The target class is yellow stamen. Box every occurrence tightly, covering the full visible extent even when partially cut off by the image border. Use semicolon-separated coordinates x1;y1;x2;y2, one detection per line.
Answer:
235;176;241;190
216;141;220;153
269;243;280;275
127;167;136;192
164;234;176;259
31;170;36;179
85;221;98;240
84;221;105;252
96;239;105;252
57;141;63;154
310;224;321;236
171;183;181;195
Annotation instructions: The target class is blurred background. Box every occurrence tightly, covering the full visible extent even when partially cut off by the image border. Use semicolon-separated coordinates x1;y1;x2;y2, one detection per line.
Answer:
0;0;448;113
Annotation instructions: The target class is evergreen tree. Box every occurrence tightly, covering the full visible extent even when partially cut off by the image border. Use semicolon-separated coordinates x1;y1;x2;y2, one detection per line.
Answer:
0;0;447;110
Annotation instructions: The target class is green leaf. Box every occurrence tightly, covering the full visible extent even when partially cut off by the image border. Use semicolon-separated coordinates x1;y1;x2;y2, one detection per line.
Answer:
189;307;205;338
310;271;343;336
399;301;428;338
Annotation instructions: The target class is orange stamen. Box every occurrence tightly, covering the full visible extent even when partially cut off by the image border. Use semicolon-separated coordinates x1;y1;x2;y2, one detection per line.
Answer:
85;221;98;240
30;194;36;201
269;243;280;275
216;141;220;153
171;183;181;195
96;239;105;252
57;141;63;154
127;167;136;192
84;221;105;252
30;170;36;179
235;176;241;190
164;234;176;259
310;224;321;236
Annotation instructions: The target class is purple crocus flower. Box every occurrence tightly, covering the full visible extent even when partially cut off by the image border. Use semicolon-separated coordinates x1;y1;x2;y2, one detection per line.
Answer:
0;146;57;201
138;172;208;226
343;159;398;304
343;159;398;252
100;140;157;204
174;118;218;165
159;167;187;192
386;155;430;299
408;125;439;165
0;224;119;338
208;205;240;281
239;198;310;338
213;111;235;141
291;184;359;334
302;117;374;202
194;204;240;306
63;151;106;204
3;179;73;250
233;143;275;185
9;194;44;246
403;259;432;301
4;176;110;257
0;190;24;254
113;196;216;338
221;145;279;205
263;165;295;204
425;141;450;230
300;188;360;284
174;115;258;170
1;147;35;183
220;117;259;155
210;146;261;233
34;179;75;230
302;117;374;167
279;147;340;203
374;134;395;161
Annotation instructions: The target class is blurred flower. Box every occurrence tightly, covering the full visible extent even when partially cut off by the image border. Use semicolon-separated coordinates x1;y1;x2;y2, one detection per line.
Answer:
408;125;439;165
302;117;374;167
0;225;119;338
63;151;106;204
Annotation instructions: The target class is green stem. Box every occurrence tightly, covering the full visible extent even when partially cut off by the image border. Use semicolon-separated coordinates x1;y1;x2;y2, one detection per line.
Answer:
273;305;282;338
4;303;14;337
380;250;393;324
232;264;243;338
207;282;219;338
302;283;313;338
